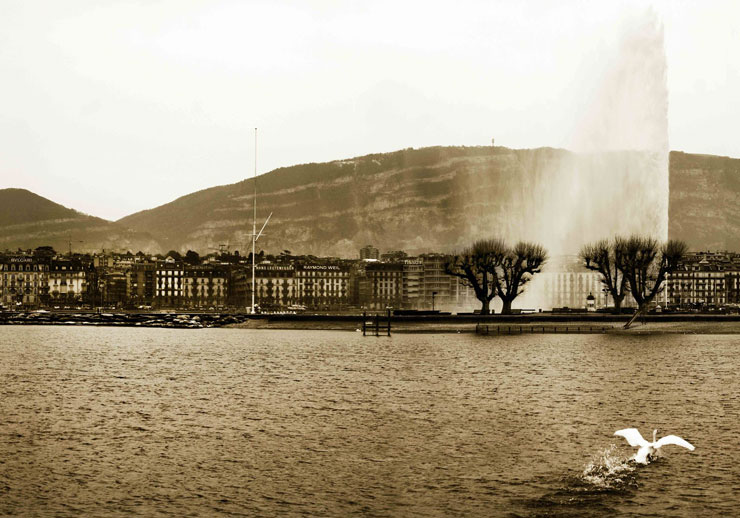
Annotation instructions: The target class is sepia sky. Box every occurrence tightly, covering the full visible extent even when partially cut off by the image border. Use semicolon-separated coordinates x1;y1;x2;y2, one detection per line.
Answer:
1;0;738;221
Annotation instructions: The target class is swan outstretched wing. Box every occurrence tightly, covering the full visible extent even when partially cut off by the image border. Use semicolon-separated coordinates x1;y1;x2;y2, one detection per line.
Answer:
656;435;695;451
614;428;649;447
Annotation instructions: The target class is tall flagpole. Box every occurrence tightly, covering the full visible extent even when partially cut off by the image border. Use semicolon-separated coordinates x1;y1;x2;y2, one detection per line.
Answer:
251;128;257;314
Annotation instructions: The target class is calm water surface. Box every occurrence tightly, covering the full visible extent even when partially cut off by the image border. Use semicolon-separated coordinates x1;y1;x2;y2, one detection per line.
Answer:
0;327;738;517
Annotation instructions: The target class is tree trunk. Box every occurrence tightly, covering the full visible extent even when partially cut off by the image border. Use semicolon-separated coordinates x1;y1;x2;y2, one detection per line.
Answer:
501;299;513;315
613;295;623;315
624;296;654;329
480;299;490;315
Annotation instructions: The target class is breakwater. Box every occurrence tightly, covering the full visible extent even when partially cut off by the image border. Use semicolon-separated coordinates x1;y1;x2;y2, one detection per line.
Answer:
0;311;249;328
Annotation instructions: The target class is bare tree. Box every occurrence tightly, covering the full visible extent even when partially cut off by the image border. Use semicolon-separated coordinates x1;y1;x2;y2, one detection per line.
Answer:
495;241;548;315
580;239;629;314
615;235;688;328
445;239;505;315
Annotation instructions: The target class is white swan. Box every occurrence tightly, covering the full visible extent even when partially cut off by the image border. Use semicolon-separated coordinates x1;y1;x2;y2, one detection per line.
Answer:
614;428;695;464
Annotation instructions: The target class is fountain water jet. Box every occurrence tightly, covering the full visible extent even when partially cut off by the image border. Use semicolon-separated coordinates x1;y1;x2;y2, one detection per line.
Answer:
542;9;668;254
518;9;669;310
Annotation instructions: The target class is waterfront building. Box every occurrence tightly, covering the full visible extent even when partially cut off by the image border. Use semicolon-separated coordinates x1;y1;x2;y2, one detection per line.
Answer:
420;254;460;310
295;263;351;310
229;262;351;310
47;259;88;305
402;258;424;309
666;252;740;308
363;262;403;309
248;264;296;309
228;268;251;308
183;266;228;308
0;256;48;308
127;262;156;307
101;270;128;307
352;262;370;307
228;264;294;309
727;270;740;305
155;257;185;307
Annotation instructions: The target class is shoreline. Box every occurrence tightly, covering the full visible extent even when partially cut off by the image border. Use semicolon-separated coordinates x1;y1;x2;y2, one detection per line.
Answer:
5;310;740;334
226;319;740;334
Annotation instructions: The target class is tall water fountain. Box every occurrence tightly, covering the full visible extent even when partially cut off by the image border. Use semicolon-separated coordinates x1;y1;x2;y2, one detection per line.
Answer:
516;9;669;309
537;9;668;253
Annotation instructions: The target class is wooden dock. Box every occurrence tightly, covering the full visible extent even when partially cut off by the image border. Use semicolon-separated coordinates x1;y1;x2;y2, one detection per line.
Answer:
362;310;391;336
475;323;611;335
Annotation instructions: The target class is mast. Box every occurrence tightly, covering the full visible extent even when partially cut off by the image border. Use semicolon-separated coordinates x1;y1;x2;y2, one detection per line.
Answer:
248;128;272;314
251;128;257;314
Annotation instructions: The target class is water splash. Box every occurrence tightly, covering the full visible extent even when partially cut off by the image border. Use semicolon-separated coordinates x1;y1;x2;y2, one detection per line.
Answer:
520;446;638;515
581;445;636;490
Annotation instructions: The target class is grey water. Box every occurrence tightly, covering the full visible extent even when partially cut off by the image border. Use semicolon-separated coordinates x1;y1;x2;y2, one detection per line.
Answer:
1;327;738;517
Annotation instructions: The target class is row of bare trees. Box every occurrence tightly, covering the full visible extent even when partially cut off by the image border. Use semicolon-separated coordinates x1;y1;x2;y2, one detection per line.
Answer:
444;239;548;315
580;236;687;327
445;235;687;324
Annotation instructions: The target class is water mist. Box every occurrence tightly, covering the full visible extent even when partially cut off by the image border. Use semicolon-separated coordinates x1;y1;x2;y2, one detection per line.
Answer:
518;9;670;310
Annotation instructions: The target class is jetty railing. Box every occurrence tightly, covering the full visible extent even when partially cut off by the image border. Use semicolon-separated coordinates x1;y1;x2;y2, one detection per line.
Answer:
475;323;611;335
362;310;391;336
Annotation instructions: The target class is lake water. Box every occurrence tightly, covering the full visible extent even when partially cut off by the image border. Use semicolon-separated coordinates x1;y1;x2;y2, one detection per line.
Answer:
1;327;738;517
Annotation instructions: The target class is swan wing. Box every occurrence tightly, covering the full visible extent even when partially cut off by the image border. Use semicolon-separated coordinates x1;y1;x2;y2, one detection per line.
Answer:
614;428;649;447
656;435;695;451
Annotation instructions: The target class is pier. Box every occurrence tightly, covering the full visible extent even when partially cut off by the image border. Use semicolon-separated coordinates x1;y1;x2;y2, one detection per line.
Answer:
362;310;392;336
475;323;611;335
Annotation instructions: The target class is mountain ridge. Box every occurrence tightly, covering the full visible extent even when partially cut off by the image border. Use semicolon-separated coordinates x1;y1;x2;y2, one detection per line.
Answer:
116;145;740;255
4;146;740;254
0;188;162;253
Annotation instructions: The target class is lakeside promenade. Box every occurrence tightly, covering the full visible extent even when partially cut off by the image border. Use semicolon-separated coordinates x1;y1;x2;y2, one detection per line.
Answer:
4;309;740;333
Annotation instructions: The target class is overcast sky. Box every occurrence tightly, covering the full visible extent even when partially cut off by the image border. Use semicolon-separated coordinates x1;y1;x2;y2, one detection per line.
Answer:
1;0;738;220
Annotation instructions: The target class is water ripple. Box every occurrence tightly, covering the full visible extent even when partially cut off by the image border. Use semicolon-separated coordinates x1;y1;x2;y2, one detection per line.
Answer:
0;327;738;516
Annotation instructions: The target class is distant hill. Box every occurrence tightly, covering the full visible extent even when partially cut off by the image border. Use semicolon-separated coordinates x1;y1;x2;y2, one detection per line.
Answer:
117;146;543;256
117;146;740;255
0;188;161;253
6;147;739;256
669;152;740;251
0;188;85;227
